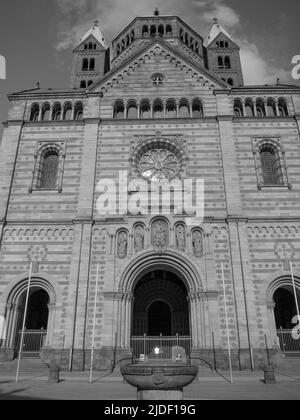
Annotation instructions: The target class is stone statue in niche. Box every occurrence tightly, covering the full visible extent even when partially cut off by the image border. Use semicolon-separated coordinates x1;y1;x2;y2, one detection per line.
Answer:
192;230;203;257
134;225;145;252
117;231;128;258
175;224;186;251
152;220;168;251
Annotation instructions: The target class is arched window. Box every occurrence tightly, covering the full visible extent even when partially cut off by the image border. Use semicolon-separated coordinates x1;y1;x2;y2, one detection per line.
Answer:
29;104;40;122
84;44;88;50
127;100;138;119
166;100;177;118
179;29;184;41
153;100;163;118
39;150;59;189
225;41;229;48
158;25;164;37
245;99;255;117
41;103;50;121
74;102;83;120
185;33;189;45
150;25;156;37
80;80;86;89
220;41;224;48
82;58;89;71
227;78;234;86
234;99;243;117
63;103;72;120
89;42;93;50
131;30;135;42
179;99;190;118
218;56;224;69
224;56;231;69
260;144;283;185
89;58;95;71
113;100;125;119
166;24;172;36
192;99;203;118
52;103;61;121
278;98;289;117
256;99;266;117
140;100;151;119
142;25;149;38
267;98;277;117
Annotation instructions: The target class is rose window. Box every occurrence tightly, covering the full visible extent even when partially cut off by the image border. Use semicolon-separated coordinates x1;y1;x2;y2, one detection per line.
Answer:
138;148;180;181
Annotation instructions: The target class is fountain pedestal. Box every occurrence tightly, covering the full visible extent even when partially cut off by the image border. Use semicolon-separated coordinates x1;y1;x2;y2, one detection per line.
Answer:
121;362;198;400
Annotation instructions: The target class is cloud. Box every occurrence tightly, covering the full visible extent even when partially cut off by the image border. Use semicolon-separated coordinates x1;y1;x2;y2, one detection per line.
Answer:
53;0;290;85
239;40;290;85
193;0;240;29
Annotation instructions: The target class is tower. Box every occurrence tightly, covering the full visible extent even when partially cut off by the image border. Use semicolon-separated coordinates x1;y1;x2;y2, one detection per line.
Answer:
71;20;110;89
206;18;244;87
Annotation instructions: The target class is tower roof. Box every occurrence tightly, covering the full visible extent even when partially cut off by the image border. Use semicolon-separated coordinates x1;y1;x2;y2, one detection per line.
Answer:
207;18;232;46
80;20;108;49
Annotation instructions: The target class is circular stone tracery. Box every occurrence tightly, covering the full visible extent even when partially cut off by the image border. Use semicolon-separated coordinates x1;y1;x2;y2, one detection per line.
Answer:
133;137;185;181
138;148;180;181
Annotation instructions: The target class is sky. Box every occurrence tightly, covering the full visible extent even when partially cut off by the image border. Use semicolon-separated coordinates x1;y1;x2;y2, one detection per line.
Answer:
0;0;299;135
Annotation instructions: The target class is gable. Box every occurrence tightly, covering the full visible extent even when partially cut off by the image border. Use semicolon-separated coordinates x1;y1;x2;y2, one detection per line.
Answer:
75;35;106;52
207;32;239;50
90;38;228;96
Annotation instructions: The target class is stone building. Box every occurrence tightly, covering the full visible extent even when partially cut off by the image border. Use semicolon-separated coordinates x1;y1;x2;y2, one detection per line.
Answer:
0;12;300;371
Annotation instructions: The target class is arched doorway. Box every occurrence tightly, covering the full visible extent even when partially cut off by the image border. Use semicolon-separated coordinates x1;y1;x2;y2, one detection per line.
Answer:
131;269;191;359
273;284;300;354
15;287;50;357
132;270;190;336
274;287;299;330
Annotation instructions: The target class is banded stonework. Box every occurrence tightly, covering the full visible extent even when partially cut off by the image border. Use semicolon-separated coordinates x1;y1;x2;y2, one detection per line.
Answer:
0;13;300;370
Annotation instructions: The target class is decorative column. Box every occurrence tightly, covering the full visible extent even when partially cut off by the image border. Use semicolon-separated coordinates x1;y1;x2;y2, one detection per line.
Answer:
188;292;199;349
49;105;54;121
275;100;280;117
0;303;12;349
45;303;56;348
124;293;133;348
264;100;268;117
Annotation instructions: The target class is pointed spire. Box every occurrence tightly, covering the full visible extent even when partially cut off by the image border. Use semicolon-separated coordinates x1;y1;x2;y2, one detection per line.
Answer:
80;20;108;49
207;17;232;46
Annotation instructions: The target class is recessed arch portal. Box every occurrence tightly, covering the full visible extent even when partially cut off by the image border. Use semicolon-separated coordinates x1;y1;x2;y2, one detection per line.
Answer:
132;270;190;336
2;277;57;356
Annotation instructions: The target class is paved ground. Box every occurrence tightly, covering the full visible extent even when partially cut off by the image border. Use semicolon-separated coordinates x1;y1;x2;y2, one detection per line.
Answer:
1;369;300;400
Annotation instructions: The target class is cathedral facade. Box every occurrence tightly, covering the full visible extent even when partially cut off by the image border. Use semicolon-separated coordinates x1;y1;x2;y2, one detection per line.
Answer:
0;12;300;371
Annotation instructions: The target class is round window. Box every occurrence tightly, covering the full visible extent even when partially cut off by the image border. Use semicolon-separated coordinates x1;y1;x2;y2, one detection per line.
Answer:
138;148;180;181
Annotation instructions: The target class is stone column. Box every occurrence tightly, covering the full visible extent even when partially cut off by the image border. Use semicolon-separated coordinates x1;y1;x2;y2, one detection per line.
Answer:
188;293;198;349
46;303;56;348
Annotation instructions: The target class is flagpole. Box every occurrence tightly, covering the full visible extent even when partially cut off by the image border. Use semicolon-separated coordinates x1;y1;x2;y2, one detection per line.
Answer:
221;262;233;384
90;263;100;384
16;261;33;383
290;261;300;321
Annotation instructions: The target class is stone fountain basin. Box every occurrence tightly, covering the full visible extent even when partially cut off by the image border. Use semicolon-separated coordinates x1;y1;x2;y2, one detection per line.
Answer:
121;362;198;391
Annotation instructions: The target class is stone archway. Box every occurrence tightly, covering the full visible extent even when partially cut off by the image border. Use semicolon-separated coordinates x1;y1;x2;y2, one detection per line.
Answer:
1;277;57;359
114;250;212;351
266;275;300;353
132;269;190;337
